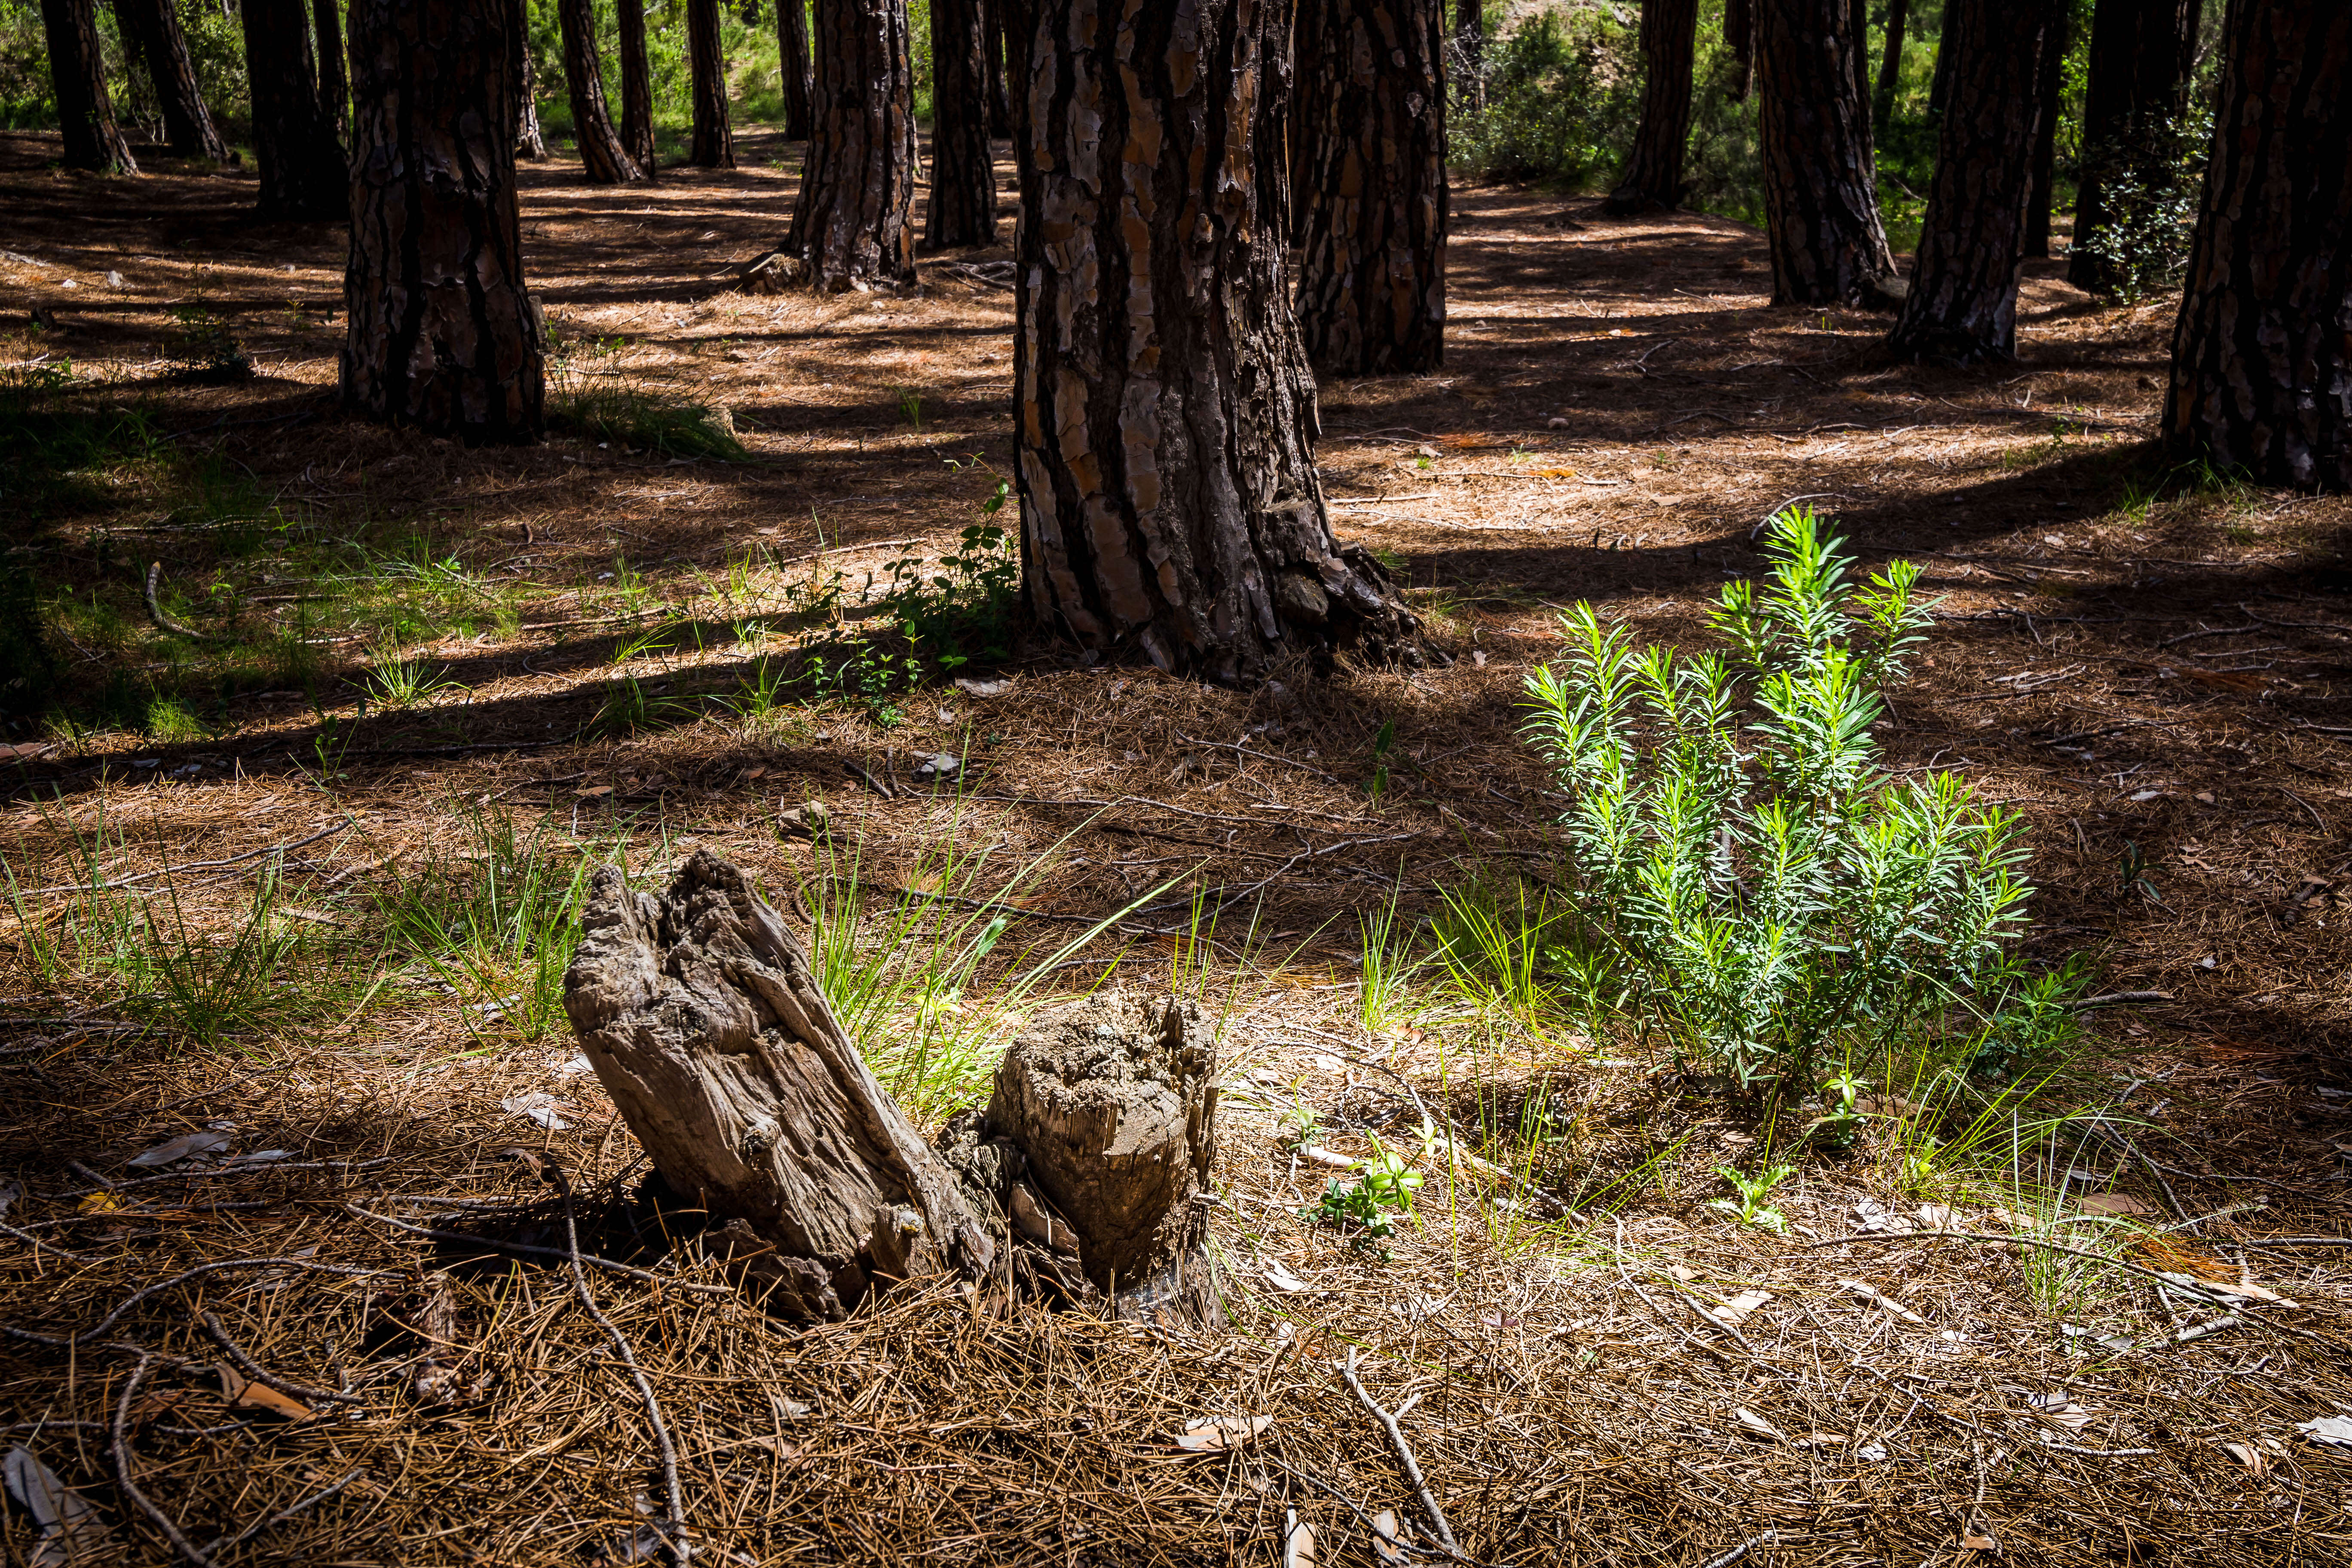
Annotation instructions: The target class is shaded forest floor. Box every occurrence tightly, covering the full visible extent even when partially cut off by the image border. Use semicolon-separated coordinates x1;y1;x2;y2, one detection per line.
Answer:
4;129;2352;1564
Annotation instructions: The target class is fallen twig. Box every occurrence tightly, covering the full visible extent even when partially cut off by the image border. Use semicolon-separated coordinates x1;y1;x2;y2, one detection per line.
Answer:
341;1204;732;1295
144;561;233;643
2070;991;2174;1011
1;1257;406;1349
21;819;353;897
1341;1346;1459;1556
197;1311;365;1407
112;1355;215;1565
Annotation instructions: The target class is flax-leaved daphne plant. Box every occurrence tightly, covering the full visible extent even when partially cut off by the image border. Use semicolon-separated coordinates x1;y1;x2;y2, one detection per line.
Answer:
1522;507;2034;1093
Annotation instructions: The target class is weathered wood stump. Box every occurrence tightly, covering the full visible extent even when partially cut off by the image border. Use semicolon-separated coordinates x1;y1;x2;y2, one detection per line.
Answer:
563;851;1220;1324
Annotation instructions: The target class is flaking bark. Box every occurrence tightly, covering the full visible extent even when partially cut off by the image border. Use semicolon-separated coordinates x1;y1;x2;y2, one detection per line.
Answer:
1015;0;1430;683
557;0;645;184
1294;0;1449;374
243;0;347;216
40;0;137;174
2163;0;2352;492
688;0;736;168
1605;0;1699;214
618;0;657;172
113;0;228;162
342;0;544;444
776;0;813;140
312;0;349;141
787;0;918;288
919;0;997;251
1756;0;1898;306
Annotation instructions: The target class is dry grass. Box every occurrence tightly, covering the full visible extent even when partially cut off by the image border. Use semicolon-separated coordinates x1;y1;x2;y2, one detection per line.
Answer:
5;126;2352;1562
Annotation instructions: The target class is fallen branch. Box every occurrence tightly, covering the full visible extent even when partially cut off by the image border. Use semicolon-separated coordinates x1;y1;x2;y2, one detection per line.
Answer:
1341;1346;1459;1557
197;1311;366;1407
22;819;353;897
2069;990;2174;1011
112;1355;216;1566
144;561;233;643
341;1204;732;1296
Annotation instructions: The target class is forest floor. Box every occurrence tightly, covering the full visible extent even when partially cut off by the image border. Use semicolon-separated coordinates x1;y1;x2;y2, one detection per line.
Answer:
4;127;2352;1565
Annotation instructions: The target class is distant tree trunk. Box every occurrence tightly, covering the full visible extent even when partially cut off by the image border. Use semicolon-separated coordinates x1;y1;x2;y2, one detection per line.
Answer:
2070;0;2204;292
311;0;348;141
920;0;995;249
1016;0;1427;683
39;0;137;173
787;0;918;288
1888;0;2049;361
1850;0;1872;138
1757;0;1897;305
617;0;656;172
2165;0;2352;492
557;0;644;183
1295;0;1448;374
688;0;736;166
1724;0;1754;101
243;0;346;215
776;0;812;139
2023;0;2070;256
1927;5;1956;116
516;25;549;159
1872;0;1908;124
343;0;543;442
1453;0;1482;108
114;0;227;160
1606;0;1699;212
981;0;1011;138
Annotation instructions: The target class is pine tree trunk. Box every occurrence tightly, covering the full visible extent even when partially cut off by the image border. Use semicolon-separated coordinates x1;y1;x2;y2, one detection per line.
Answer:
39;0;137;173
1453;0;1482;108
2023;0;2070;257
516;24;550;159
1887;0;2048;361
776;0;812;139
1927;6;1956;116
114;0;227;160
2069;0;2203;292
787;0;918;288
919;0;995;250
1605;0;1699;213
1016;0;1428;683
617;0;657;172
312;0;348;141
2164;0;2352;492
1294;0;1448;374
1757;0;1897;306
558;0;644;183
1724;0;1753;101
1871;0;1908;125
981;0;1011;138
243;0;347;216
688;0;737;166
343;0;543;443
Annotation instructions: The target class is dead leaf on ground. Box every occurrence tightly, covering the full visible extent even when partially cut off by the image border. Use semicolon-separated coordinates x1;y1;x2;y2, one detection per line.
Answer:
2220;1439;2269;1476
2026;1391;2098;1431
1733;1407;1787;1441
1263;1259;1309;1293
2298;1415;2352;1448
218;1365;314;1422
126;1130;231;1168
1173;1414;1274;1454
1838;1278;1927;1324
3;1445;118;1566
2079;1193;2156;1217
1716;1289;1774;1326
1283;1509;1315;1568
1370;1509;1412;1565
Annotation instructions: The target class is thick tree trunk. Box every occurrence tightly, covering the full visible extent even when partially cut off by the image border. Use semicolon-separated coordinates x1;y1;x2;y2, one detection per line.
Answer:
1757;0;1897;306
562;852;1221;1323
516;24;550;159
1871;0;1908;125
1605;0;1699;212
688;0;737;167
39;0;137;173
2070;0;2204;292
1016;0;1428;683
1887;0;2049;361
981;0;1011;138
616;0;657;173
312;0;348;141
2164;0;2352;492
776;0;812;139
558;0;644;183
243;0;347;215
342;0;542;443
787;0;918;288
114;0;227;161
1294;0;1448;374
919;0;994;249
2023;0;2070;257
1724;0;1754;102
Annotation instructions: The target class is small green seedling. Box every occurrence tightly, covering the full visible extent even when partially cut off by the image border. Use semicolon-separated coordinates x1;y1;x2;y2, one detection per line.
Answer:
1707;1162;1794;1233
1303;1136;1425;1254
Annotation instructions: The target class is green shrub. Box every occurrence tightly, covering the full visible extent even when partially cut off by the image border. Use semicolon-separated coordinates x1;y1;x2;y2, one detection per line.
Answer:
1521;508;2034;1093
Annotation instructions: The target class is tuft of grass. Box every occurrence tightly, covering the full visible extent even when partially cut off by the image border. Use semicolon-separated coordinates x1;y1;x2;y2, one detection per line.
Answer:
364;652;465;710
546;337;745;459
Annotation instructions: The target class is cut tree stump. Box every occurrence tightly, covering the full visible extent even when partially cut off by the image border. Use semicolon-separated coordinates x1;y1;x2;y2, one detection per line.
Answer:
562;850;1221;1325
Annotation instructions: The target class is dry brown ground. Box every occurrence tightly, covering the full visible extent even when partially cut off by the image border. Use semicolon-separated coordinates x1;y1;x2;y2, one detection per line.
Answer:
5;129;2352;1565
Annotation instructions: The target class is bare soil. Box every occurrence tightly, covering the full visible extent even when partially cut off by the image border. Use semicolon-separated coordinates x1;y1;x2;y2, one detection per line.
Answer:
4;128;2352;1565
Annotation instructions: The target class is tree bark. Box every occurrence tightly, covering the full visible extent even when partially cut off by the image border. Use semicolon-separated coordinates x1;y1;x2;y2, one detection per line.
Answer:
787;0;918;288
1453;0;1482;108
39;0;137;173
557;0;645;183
561;852;1222;1323
2164;0;2352;492
516;21;550;159
981;0;1011;138
243;0;347;215
312;0;349;141
1757;0;1897;306
1016;0;1428;683
1871;0;1908;126
114;0;228;161
2070;0;2204;292
776;0;812;139
688;0;737;166
1294;0;1448;374
920;0;995;248
1605;0;1699;213
616;0;657;173
342;0;543;443
1887;0;2049;361
1724;0;1754;102
2023;0;2070;257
